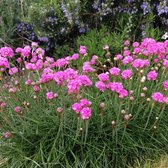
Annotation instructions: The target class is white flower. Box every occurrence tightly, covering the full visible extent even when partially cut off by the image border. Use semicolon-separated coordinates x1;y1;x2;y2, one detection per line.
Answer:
161;32;168;40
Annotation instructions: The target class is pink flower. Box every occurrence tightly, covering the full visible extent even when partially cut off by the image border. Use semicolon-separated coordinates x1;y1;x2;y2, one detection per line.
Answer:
123;50;130;56
115;54;123;60
9;87;17;93
25;79;32;85
72;103;82;113
31;42;38;48
1;102;6;108
16;57;22;63
78;75;92;87
0;47;14;58
65;56;72;61
35;59;43;70
121;69;132;79
72;53;79;60
124;40;130;46
90;55;98;65
64;68;78;80
46;92;54;100
25;62;36;70
54;71;66;85
39;73;54;84
55;58;69;68
33;85;40;92
133;48;141;54
107;82;124;93
0;56;10;68
132;59;149;69
147;70;158;81
79;46;87;55
152;92;164;103
109;67;120;76
15;47;22;53
67;79;81;94
14;106;21;113
132;42;139;47
154;58;159;63
80;107;92;120
9;67;18;75
36;48;45;59
80;99;91;107
163;81;168;90
82;62;94;73
21;46;31;58
98;73;109;82
4;132;12;139
119;89;128;98
163;59;168;68
95;81;106;92
46;57;54;63
122;56;133;65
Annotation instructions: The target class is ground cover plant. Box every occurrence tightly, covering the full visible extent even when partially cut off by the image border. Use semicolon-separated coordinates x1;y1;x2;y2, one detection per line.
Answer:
0;38;168;167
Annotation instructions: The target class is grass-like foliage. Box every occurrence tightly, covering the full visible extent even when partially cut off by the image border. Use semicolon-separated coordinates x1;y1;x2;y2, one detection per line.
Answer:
0;39;168;168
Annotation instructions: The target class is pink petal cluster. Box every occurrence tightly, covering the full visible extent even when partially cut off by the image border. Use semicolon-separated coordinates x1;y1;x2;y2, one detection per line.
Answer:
132;59;149;68
163;81;168;90
46;92;54;100
33;85;40;92
9;67;18;75
4;132;12;139
121;69;132;79
0;56;10;68
79;46;87;55
163;59;168;68
95;81;106;92
0;47;14;58
16;46;31;58
152;92;164;103
55;58;69;68
72;53;79;60
147;70;158;81
14;106;21;113
80;107;92;120
72;98;92;120
98;73;109;82
122;56;133;65
82;62;95;73
109;67;120;76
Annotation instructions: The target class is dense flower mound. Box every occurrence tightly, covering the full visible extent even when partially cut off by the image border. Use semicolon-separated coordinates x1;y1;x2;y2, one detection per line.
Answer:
0;38;168;167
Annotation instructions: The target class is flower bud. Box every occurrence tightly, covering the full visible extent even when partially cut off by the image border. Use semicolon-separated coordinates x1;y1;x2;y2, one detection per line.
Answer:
142;87;148;91
99;102;105;108
140;93;145;97
129;90;134;95
130;96;134;101
56;107;63;113
121;110;126;114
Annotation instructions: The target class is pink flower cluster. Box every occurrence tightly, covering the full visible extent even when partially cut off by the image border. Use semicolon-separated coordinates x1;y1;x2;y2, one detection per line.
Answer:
132;59;149;69
147;70;158;81
79;46;87;55
0;47;14;58
72;98;92;120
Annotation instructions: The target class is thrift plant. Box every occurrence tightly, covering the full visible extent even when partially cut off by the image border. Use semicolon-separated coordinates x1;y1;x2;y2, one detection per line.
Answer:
0;38;168;167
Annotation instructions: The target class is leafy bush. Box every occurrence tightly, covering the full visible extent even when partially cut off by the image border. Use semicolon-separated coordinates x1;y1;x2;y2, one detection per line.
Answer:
0;38;168;167
0;0;21;47
1;0;167;55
